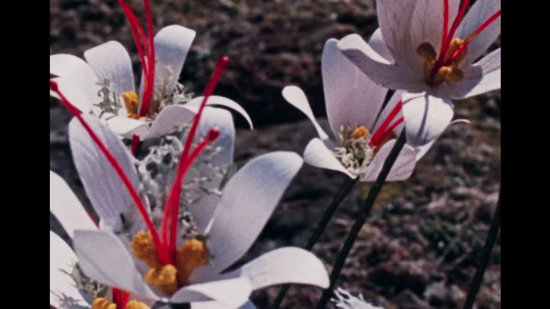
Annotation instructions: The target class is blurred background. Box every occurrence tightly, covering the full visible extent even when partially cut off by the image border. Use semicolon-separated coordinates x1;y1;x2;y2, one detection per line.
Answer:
50;0;501;308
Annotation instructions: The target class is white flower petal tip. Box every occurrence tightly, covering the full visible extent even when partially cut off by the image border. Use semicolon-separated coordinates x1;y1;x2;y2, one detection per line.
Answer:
235;247;330;290
451;119;470;125
144;105;196;140
84;40;134;94
73;229;157;300
154;25;196;93
105;116;149;139
196;151;303;277
402;93;454;148
303;138;355;179
333;288;384;309
50;170;97;238
50;231;90;308
282;86;330;141
186;96;254;130
170;278;253;308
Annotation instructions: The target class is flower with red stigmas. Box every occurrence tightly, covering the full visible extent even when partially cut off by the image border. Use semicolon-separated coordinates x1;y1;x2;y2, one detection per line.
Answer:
337;0;499;147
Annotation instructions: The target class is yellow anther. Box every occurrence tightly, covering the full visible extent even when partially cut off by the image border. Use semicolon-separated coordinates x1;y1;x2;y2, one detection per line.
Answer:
351;126;370;141
130;231;161;269
417;39;467;87
176;238;210;286
125;300;151;309
144;264;179;296
416;42;437;63
444;37;468;67
122;91;144;121
92;298;117;309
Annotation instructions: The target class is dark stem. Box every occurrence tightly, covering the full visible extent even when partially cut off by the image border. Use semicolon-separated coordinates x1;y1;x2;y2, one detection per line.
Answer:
462;187;501;309
271;176;359;309
316;131;407;309
151;303;191;309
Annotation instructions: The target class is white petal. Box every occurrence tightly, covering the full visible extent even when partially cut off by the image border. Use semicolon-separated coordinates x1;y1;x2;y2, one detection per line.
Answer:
187;107;235;233
192;300;257;309
144;105;196;140
105;116;149;139
50;171;97;238
372;90;406;135
362;139;417;182
50;231;91;308
452;48;500;99
368;28;393;62
410;0;460;57
282;86;331;141
414;118;470;160
186;95;253;129
456;0;501;66
73;230;158;300
224;247;329;290
50;53;98;87
303;138;355;179
322;38;388;136
337;34;428;93
152;25;197;95
376;0;422;73
194;152;303;278
402;92;453;148
170;278;252;307
50;76;100;114
84;41;135;94
68;115;141;232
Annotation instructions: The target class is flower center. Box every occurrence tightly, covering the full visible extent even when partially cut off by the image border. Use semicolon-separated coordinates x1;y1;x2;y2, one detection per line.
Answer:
122;92;145;121
92;298;150;309
131;232;209;295
417;0;501;88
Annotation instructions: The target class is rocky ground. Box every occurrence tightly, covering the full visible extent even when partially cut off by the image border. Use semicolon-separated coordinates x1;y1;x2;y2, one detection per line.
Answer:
50;0;501;308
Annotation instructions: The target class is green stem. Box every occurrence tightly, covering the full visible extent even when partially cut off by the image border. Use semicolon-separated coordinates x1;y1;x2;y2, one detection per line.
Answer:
462;187;501;309
271;176;359;309
316;131;407;309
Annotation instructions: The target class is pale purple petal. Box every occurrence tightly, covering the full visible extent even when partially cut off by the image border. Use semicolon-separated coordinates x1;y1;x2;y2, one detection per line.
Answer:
376;0;422;73
322;38;387;136
73;230;158;300
368;28;393;63
105;116;149;139
282;86;331;141
50;171;97;238
451;48;500;99
337;34;428;93
84;41;135;94
170;278;252;307
50;77;100;114
401;92;453;148
145;105;196;140
50;231;91;308
456;0;501;66
68;115;140;232
362;140;417;182
410;0;460;57
303;138;355;179
50;53;98;86
186;95;253;129
151;25;196;95
191;301;257;309
193;152;303;278
223;247;329;290
414;118;470;160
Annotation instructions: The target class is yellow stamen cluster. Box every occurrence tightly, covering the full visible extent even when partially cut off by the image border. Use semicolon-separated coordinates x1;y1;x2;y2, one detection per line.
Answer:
92;298;150;309
176;238;210;286
416;38;467;88
122;92;145;121
130;232;210;296
351;126;370;150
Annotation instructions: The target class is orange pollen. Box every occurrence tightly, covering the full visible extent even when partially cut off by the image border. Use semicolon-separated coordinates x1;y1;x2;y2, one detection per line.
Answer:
351;126;370;141
416;39;466;87
92;298;117;309
176;238;210;286
122;91;145;121
125;301;151;309
143;264;179;296
130;231;161;269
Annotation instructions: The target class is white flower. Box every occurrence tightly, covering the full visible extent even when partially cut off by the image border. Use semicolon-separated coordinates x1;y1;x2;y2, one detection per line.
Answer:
50;21;251;140
283;38;450;182
336;0;499;146
57;115;329;308
332;288;384;309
